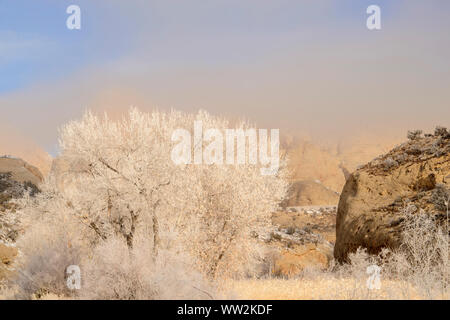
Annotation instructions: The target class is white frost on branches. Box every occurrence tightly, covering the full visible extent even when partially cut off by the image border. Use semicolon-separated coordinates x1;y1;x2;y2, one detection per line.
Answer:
17;108;288;292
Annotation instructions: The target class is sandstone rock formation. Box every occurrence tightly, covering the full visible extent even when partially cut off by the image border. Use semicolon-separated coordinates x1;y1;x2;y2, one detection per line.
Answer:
284;133;401;194
0;157;42;242
334;127;450;262
0;129;52;177
281;180;339;207
0;156;43;186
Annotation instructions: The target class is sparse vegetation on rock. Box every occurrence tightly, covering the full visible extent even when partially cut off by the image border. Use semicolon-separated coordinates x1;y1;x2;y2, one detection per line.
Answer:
407;129;423;141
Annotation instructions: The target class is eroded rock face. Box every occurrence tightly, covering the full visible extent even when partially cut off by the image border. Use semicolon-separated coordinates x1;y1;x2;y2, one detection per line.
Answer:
334;128;450;262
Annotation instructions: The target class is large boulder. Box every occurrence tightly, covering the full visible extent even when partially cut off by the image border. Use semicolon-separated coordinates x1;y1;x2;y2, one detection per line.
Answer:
334;128;450;262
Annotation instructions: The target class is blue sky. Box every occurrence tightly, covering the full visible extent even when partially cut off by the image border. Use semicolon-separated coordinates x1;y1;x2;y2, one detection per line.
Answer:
0;1;449;154
0;0;134;93
0;0;405;94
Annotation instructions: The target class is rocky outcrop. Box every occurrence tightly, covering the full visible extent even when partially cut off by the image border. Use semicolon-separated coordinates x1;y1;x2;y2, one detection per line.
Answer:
0;157;42;242
281;180;339;207
263;207;336;277
0;156;43;186
0;158;41;211
334;127;450;262
272;206;337;243
0;130;52;177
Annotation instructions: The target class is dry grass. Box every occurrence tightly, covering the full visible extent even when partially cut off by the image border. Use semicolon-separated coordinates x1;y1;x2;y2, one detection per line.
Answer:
2;207;447;300
226;277;424;300
225;209;449;300
80;236;219;300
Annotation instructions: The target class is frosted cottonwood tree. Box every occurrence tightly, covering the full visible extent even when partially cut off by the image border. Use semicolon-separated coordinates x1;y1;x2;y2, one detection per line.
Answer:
18;108;287;285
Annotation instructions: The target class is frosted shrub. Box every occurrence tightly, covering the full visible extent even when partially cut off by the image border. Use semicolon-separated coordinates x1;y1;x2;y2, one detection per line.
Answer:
334;210;449;299
10;187;89;299
394;212;449;298
80;236;217;300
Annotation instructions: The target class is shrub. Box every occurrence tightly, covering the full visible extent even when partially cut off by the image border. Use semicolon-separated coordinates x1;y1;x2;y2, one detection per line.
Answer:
434;126;448;137
10;198;86;299
348;211;448;299
387;211;448;298
382;157;398;170
326;206;449;299
407;130;423;141
431;184;450;212
80;236;217;300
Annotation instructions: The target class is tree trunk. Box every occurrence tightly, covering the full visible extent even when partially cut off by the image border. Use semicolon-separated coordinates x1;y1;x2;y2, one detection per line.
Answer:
152;214;160;256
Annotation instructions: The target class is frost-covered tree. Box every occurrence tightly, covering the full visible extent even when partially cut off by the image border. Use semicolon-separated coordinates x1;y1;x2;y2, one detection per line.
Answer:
17;108;287;287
